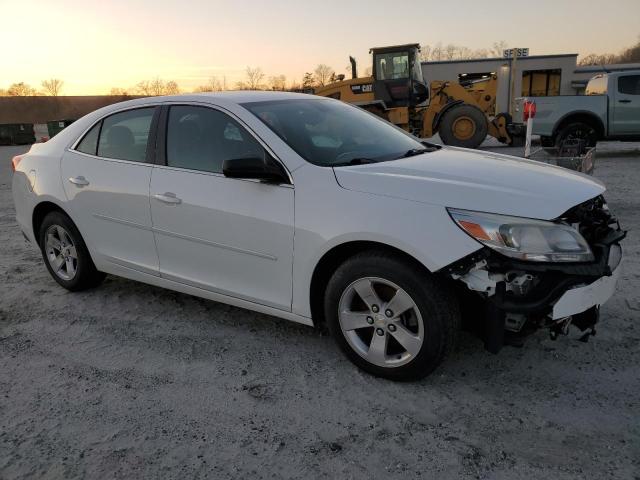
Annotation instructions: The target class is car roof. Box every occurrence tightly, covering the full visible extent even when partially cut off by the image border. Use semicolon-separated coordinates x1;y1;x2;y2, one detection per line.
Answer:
110;90;322;110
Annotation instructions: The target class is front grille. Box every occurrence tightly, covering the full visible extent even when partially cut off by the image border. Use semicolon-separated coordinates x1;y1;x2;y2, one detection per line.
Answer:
559;195;620;246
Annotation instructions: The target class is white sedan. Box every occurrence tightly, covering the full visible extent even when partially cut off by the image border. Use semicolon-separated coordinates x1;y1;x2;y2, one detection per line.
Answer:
11;92;624;380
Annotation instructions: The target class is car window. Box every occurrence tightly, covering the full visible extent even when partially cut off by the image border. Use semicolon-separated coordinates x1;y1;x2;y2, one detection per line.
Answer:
585;75;607;96
75;121;101;155
618;75;640;95
243;98;427;166
166;105;265;173
97;108;155;162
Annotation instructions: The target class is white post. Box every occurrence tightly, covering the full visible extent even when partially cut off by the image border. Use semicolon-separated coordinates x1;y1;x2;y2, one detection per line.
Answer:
524;115;533;158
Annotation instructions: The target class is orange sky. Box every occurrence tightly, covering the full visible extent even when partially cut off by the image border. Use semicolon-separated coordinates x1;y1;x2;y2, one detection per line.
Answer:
1;0;638;95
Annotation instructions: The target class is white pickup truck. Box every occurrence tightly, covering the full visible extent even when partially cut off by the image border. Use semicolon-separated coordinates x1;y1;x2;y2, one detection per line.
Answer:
514;70;640;150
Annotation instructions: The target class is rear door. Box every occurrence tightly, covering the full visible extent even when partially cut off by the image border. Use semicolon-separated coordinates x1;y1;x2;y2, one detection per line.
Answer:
611;74;640;135
61;106;160;275
149;104;294;310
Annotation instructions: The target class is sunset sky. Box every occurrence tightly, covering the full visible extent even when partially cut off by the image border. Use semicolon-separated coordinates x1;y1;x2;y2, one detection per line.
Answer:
1;0;639;95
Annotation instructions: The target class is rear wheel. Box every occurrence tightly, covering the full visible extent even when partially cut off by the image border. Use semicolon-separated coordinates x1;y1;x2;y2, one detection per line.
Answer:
438;104;488;149
38;211;105;291
554;122;598;150
324;251;460;381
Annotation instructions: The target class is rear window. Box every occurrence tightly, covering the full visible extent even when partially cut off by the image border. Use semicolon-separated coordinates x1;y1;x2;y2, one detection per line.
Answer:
618;75;640;95
75;122;101;155
97;108;155;162
585;75;607;96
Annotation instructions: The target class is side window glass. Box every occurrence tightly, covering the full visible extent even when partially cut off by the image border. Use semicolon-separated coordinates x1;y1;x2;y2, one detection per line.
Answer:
167;105;265;173
618;75;640;95
75;121;101;155
97;108;155;162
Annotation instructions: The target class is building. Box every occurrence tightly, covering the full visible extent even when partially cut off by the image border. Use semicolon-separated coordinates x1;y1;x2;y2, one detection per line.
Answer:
421;54;640;114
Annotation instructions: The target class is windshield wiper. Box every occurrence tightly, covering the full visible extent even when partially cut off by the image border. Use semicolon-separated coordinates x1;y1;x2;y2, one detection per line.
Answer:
333;158;377;166
399;148;429;158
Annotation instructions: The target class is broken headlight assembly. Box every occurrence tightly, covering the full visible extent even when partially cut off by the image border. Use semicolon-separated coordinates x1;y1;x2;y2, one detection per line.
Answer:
448;208;594;263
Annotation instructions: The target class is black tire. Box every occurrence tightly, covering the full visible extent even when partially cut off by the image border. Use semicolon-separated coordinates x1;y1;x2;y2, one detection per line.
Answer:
554;122;598;150
540;135;556;154
324;250;460;381
438;104;488;149
38;211;105;291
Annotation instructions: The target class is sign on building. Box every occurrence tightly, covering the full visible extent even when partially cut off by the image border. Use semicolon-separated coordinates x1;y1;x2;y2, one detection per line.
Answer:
503;48;529;58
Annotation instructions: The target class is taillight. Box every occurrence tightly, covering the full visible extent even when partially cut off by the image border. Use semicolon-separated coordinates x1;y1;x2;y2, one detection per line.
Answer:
11;155;24;172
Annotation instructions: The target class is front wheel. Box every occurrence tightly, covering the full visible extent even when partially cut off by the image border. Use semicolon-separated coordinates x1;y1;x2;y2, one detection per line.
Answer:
438;104;488;149
324;251;460;381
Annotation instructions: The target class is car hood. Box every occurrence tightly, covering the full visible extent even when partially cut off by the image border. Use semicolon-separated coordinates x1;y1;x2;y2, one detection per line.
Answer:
333;147;605;220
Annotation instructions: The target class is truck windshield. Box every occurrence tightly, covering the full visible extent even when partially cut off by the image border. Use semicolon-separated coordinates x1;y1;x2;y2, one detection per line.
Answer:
242;98;433;167
375;52;410;80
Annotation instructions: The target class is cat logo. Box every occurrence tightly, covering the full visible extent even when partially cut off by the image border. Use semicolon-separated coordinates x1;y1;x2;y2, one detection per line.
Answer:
350;84;373;94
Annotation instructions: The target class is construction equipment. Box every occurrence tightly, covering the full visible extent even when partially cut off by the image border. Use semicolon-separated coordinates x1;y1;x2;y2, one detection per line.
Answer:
314;44;520;149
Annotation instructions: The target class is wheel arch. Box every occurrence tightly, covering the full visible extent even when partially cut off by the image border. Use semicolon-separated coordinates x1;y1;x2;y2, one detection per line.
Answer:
553;111;605;139
309;240;432;326
32;201;74;247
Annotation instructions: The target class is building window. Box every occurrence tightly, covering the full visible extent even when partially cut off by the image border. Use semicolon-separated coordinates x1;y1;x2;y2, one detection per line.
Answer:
521;69;561;97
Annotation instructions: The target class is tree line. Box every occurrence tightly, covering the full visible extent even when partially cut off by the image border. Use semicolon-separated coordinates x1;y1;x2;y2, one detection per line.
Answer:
3;36;637;96
579;36;640;65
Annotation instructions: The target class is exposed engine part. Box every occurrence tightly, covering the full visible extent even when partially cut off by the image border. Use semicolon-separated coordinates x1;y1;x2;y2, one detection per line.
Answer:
504;272;536;296
550;317;572;340
504;313;527;333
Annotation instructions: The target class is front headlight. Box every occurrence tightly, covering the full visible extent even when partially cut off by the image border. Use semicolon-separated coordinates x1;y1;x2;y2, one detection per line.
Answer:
448;208;594;262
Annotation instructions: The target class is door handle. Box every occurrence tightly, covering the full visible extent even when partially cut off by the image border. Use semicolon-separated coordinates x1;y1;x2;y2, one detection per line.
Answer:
68;176;89;187
618;99;631;103
153;192;182;205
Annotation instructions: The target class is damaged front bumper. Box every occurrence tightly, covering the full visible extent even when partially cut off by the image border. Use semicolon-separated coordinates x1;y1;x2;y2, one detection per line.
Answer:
444;196;625;352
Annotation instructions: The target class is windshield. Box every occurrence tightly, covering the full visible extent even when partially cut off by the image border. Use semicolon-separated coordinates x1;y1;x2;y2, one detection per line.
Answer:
242;98;431;166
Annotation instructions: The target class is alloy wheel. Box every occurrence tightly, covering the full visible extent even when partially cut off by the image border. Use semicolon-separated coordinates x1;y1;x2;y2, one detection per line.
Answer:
44;225;78;281
338;277;424;368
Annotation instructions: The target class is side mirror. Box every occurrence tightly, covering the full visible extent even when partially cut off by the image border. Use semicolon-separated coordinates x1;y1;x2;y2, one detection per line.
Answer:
222;156;289;184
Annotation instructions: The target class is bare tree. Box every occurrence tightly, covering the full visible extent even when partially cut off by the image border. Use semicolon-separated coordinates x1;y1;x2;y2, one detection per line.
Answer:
579;36;640;65
41;78;64;96
194;77;223;92
236;67;265;90
110;87;129;95
7;82;37;96
313;64;335;87
0;88;6;96
268;74;287;91
490;41;508;58
136;78;179;96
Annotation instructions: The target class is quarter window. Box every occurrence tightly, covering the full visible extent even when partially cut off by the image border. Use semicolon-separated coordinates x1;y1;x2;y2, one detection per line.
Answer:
618;75;640;95
166;105;265;173
75;121;101;155
97;108;155;162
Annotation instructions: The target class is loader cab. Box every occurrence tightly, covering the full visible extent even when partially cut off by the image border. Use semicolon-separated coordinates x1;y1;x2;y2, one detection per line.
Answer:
370;44;429;108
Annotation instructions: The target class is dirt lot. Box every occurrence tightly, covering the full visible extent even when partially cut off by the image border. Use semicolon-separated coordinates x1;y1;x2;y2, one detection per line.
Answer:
1;142;638;479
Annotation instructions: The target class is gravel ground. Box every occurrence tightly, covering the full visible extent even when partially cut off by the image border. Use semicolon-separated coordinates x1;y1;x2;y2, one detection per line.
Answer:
1;141;638;479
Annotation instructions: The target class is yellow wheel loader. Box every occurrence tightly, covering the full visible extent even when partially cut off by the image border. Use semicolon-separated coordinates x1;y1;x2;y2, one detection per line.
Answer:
314;44;521;149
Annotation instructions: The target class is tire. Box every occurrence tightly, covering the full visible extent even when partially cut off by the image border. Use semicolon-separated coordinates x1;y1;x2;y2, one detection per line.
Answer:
540;135;556;154
438;104;488;149
38;211;105;291
554;122;598;150
324;250;460;381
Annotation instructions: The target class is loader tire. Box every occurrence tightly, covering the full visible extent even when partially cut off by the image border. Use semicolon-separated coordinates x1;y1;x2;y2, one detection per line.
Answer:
438;104;488;149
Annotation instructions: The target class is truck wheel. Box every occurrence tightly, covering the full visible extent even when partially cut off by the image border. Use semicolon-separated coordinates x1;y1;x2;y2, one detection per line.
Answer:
555;122;598;150
439;104;488;149
541;135;556;154
324;250;460;381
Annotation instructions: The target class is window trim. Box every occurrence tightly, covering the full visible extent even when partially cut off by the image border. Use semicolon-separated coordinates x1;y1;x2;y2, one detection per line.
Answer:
157;102;293;185
70;105;161;165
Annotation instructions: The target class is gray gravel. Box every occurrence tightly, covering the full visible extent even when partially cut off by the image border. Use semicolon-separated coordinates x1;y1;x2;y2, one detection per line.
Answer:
1;142;639;479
